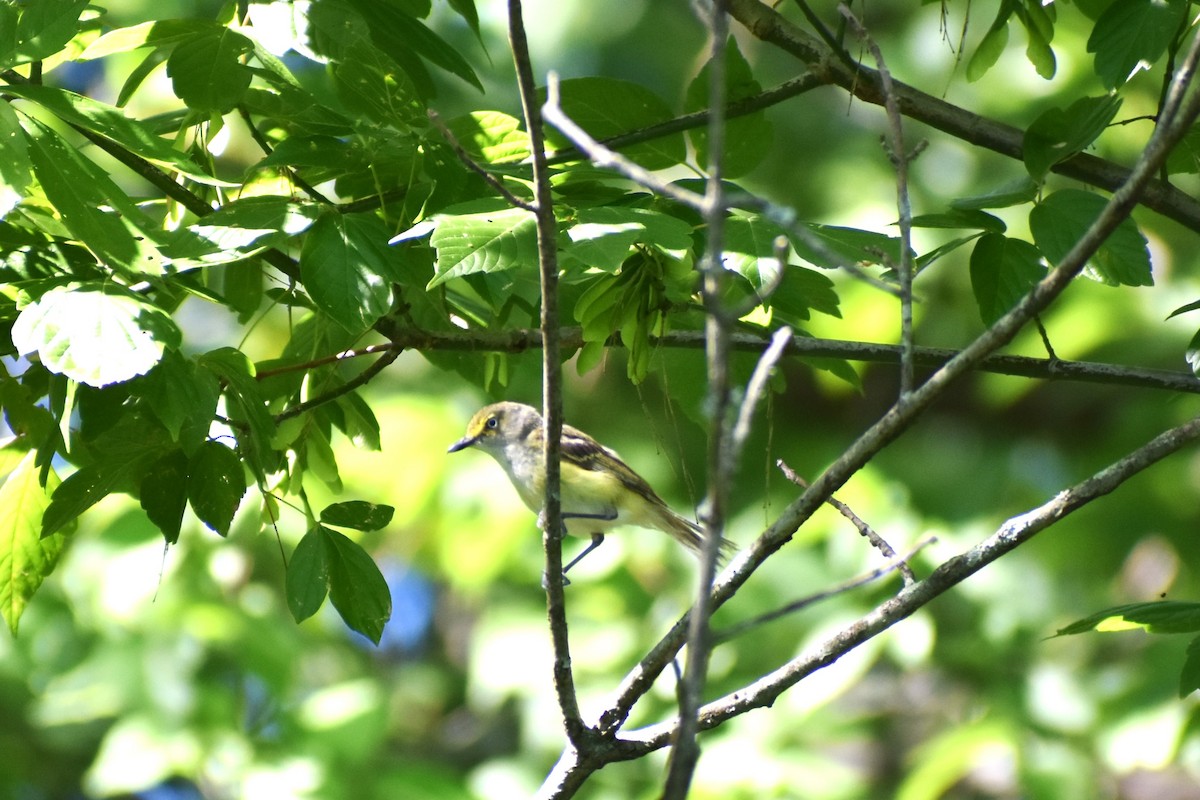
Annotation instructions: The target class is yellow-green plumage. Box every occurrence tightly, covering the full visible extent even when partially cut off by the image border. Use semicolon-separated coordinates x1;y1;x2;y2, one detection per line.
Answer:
448;402;733;560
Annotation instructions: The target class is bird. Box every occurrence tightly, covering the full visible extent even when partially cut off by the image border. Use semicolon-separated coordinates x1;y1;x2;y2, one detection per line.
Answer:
447;401;734;575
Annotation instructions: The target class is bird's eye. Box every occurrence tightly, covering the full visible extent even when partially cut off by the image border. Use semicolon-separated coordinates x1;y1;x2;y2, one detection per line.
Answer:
486;417;499;430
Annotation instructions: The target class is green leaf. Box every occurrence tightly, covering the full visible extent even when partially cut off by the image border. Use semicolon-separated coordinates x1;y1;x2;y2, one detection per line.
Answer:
1186;328;1200;375
951;176;1039;210
321;501;395;531
1028;189;1152;286
1166;125;1200;175
428;204;539;288
560;207;694;273
301;212;397;332
3;84;220;184
346;0;481;92
1023;95;1121;180
723;212;788;287
1088;0;1187;89
5;0;88;66
0;449;67;634
1018;3;1057;79
1181;636;1200;697
287;526;331;623
189;196;322;253
79;19;215;59
789;224;905;269
331;41;424;128
769;265;841;323
442;111;530;164
686;38;773;178
967;13;1010;82
11;284;181;388
186;440;247;537
910;210;1007;233
1167;298;1200;320
0;102;31;219
968;234;1047;324
166;28;255;113
136;351;220;451
140;449;189;544
542;77;685;170
324;526;392;644
23;119;166;273
196;348;278;476
1055;601;1200;636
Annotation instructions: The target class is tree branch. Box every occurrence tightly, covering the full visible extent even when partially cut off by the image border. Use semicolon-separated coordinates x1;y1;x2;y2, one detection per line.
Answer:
726;0;1200;233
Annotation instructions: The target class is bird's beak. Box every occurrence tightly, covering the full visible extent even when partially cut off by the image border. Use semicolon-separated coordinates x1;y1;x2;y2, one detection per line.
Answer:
447;434;476;453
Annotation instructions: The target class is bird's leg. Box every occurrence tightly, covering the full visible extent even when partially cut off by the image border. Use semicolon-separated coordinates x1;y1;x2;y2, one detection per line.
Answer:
538;508;615;589
562;532;605;576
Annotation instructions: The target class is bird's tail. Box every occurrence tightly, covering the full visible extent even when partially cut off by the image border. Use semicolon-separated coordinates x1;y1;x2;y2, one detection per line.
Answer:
658;508;737;562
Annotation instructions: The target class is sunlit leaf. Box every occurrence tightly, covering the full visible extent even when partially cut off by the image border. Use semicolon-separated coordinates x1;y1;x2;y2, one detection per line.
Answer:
11;284;181;388
0;450;67;634
428;205;538;288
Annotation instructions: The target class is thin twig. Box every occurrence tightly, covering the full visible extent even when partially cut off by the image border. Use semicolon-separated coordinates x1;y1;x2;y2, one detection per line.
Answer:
509;0;590;758
593;20;1200;742
712;535;935;643
731;326;793;466
238;104;333;205
777;459;917;585
838;5;916;396
664;1;734;792
617;414;1200;750
427;109;537;212
275;348;401;423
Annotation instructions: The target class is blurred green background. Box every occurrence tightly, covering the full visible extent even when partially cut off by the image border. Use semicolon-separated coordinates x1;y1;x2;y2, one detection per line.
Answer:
5;1;1200;798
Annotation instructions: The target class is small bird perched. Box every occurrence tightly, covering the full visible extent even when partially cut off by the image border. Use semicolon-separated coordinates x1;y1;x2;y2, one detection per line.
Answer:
448;401;733;575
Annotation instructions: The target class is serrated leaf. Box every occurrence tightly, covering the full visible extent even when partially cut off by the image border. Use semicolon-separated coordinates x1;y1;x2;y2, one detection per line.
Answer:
23;119;166;273
287;526;330;623
1088;0;1187;89
190;196;322;253
11;284;181;388
186;440;247;536
3;84;220;184
723;213;788;287
428;205;538;288
443;112;530;164
140;449;188;544
542;77;685;170
969;234;1047;324
1024;95;1121;180
166;28;255;112
0;450;67;634
1028;189;1152;286
323;526;391;644
301;212;396;332
321;501;395;531
769;265;841;322
346;0;481;92
561;207;693;273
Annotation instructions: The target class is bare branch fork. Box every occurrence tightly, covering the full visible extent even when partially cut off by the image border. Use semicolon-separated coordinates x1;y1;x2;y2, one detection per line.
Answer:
531;14;1200;797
